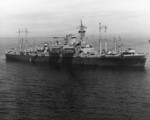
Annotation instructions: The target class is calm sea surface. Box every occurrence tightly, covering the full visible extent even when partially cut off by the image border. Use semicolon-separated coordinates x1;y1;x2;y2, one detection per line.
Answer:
0;37;150;120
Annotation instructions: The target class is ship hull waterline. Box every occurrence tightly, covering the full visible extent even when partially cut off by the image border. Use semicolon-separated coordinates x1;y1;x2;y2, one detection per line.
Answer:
5;53;146;67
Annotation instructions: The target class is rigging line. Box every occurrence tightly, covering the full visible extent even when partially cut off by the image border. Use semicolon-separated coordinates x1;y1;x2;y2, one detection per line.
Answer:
106;28;119;38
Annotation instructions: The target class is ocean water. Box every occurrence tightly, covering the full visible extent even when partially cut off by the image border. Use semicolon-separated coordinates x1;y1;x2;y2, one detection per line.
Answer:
0;37;150;120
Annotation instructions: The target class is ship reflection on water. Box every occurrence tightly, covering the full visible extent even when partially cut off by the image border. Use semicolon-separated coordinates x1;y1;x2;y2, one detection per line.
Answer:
2;61;150;120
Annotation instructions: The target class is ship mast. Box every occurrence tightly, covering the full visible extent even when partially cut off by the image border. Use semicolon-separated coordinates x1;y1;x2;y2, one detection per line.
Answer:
78;20;87;43
104;25;107;53
114;37;117;54
99;23;107;54
18;28;21;51
118;36;122;51
18;28;21;38
25;28;29;51
99;23;102;54
18;28;24;52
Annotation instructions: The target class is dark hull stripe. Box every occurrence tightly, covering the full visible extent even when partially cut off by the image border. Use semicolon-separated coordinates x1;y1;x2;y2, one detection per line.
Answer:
5;54;146;67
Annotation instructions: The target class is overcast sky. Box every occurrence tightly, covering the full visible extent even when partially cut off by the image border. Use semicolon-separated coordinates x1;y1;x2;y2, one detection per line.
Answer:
1;0;150;37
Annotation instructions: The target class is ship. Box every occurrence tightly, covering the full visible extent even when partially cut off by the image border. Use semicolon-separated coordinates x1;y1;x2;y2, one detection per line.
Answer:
5;21;147;67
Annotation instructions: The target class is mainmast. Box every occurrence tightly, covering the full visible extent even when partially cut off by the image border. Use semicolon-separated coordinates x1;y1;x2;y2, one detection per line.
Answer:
78;20;87;42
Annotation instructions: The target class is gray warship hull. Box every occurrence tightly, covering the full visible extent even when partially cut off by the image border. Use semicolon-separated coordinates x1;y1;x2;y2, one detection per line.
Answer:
5;53;146;67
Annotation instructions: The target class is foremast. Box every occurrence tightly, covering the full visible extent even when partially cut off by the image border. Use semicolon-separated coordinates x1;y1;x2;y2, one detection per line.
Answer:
78;20;87;42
